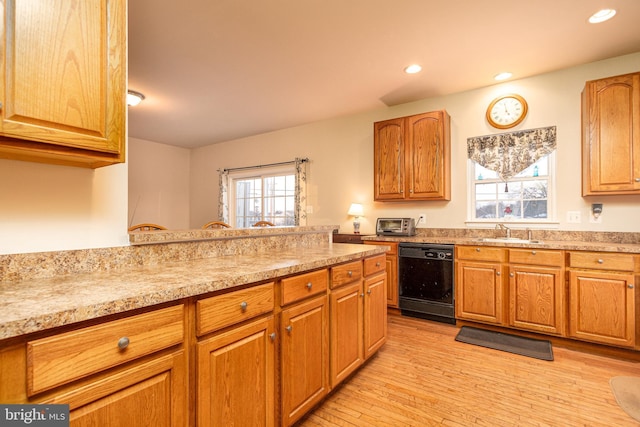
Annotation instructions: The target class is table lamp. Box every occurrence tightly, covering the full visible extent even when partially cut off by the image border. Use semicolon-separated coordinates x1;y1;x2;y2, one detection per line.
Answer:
347;203;364;234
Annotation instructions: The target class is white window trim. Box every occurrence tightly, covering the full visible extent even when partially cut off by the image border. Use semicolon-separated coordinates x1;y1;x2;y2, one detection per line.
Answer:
465;151;558;229
227;164;296;227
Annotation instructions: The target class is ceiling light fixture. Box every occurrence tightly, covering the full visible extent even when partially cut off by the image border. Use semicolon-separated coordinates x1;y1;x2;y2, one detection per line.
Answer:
494;72;512;81
127;90;145;106
404;64;422;74
588;9;616;23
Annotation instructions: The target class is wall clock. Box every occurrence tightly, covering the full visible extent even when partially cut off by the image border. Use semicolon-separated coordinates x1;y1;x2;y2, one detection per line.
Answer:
486;93;528;129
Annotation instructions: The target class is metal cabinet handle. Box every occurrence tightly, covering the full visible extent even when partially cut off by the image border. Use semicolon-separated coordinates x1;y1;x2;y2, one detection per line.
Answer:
510;273;514;277
360;293;364;297
597;259;604;264
240;301;248;312
635;178;640;182
347;270;353;277
531;251;536;255
629;285;635;289
496;272;501;276
117;336;130;350
375;262;381;267
476;248;481;252
269;332;277;341
285;325;293;333
306;282;312;290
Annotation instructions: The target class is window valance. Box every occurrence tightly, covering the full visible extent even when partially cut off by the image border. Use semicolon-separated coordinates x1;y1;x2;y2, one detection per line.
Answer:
467;126;557;181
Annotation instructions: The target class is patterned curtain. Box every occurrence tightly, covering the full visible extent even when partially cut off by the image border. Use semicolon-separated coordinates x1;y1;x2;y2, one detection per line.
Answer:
467;126;557;182
294;157;308;226
218;169;229;223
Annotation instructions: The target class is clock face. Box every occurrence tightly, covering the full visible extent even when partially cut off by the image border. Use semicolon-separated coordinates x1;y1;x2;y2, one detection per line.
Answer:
486;94;528;129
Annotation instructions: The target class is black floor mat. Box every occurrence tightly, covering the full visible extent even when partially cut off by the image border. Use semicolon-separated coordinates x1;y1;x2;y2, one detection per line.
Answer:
455;326;553;361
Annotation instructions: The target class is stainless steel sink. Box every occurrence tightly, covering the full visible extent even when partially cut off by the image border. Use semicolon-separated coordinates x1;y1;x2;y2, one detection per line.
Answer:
473;237;544;244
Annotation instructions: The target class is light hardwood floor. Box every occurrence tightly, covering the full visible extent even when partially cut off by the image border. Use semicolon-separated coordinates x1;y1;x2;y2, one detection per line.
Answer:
299;314;640;426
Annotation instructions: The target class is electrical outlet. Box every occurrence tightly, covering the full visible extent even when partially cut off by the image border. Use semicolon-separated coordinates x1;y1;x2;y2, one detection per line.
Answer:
418;214;426;224
567;211;581;223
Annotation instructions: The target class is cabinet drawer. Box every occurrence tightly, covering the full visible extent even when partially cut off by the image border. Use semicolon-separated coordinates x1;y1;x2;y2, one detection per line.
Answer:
456;246;507;262
331;260;363;288
364;254;386;276
568;252;636;271
509;249;564;267
197;282;274;336
27;304;184;395
281;269;328;306
364;241;398;255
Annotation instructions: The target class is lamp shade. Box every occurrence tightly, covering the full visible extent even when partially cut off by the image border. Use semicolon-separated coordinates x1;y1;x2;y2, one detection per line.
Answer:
347;203;364;216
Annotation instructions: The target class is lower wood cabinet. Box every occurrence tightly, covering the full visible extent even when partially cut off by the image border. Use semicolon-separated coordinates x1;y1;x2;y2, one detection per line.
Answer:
280;295;329;426
197;316;276;427
568;251;637;348
329;281;363;388
364;241;399;307
455;246;507;325
364;272;387;358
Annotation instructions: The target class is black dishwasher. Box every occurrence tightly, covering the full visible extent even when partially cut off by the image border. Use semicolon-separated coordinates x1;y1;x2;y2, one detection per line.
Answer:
398;243;455;324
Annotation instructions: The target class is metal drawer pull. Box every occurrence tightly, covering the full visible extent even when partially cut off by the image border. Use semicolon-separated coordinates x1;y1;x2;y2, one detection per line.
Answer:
360;293;364;297
117;337;130;350
286;325;293;333
367;289;372;295
269;332;277;341
510;273;514;277
597;259;604;264
240;301;248;312
347;270;353;277
476;248;480;252
629;285;635;289
531;251;536;255
376;262;381;267
306;282;313;290
635;178;640;182
496;272;501;276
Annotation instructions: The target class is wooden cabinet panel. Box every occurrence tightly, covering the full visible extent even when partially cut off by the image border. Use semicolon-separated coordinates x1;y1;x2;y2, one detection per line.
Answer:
374;110;451;201
197;283;274;335
330;261;362;288
457;245;508;263
568;251;636;271
0;0;126;167
45;351;187;427
456;260;505;325
582;72;640;195
329;282;363;388
281;296;328;426
363;272;387;359
364;241;399;307
28;305;184;395
363;254;386;276
281;269;327;306
509;248;564;267
197;316;275;427
569;270;635;347
509;265;565;335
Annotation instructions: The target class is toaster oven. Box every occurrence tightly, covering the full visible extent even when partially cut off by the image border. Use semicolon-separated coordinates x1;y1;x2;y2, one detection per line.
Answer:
376;218;416;236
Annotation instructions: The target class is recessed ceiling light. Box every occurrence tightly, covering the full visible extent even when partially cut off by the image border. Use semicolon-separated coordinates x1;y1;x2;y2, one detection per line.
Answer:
589;9;616;24
127;90;145;106
494;72;512;81
404;64;422;74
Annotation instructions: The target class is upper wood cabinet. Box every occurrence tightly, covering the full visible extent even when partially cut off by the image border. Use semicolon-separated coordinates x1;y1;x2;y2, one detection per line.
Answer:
582;72;640;195
0;0;127;168
374;110;451;201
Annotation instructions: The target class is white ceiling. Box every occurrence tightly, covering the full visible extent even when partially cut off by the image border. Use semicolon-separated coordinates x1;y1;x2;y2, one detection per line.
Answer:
127;0;640;149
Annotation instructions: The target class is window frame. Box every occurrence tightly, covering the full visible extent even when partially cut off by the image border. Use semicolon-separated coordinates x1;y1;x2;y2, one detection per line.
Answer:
465;151;558;228
227;164;297;227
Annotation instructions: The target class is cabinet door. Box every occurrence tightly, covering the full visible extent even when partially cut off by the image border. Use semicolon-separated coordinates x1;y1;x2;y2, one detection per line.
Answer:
374;118;405;200
569;270;635;347
364;272;387;359
281;296;328;427
455;260;505;324
0;0;126;167
45;351;187;427
509;265;565;335
197;316;275;427
329;281;363;388
582;72;640;195
406;111;451;200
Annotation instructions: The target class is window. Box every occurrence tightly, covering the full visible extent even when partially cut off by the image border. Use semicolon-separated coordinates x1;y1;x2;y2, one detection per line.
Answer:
470;152;555;222
218;158;308;228
232;171;296;227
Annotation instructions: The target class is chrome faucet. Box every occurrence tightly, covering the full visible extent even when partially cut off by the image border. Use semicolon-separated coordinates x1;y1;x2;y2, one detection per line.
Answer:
526;228;533;240
496;223;511;238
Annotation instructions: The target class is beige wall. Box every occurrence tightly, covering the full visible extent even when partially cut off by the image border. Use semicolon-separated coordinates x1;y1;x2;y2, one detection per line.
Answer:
128;137;191;229
190;53;640;235
0;158;128;255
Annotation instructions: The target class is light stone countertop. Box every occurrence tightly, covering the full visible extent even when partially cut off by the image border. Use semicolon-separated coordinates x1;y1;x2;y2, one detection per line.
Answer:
0;243;386;342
